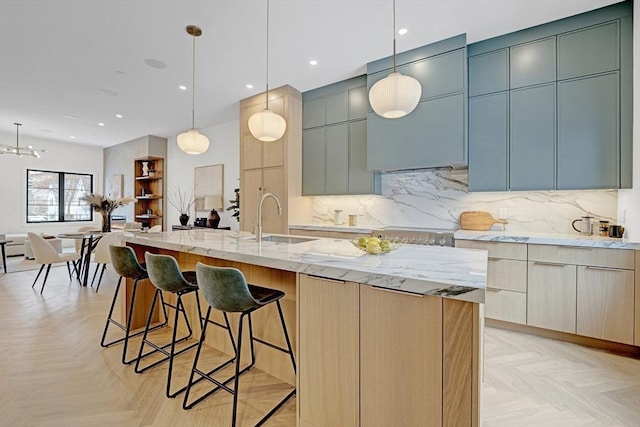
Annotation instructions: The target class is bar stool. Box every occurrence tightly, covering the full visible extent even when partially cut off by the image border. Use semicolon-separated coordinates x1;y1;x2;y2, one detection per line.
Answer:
101;245;166;365
183;262;296;427
134;252;203;398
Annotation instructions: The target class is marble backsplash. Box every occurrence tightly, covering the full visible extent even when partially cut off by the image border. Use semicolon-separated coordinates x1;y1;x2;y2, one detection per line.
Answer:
309;169;617;234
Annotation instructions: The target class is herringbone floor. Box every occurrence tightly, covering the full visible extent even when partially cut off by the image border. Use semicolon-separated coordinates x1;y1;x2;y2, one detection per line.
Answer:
1;265;639;426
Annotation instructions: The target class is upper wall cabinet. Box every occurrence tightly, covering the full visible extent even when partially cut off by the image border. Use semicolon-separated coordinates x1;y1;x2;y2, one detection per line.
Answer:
302;76;380;196
366;34;468;171
467;0;632;192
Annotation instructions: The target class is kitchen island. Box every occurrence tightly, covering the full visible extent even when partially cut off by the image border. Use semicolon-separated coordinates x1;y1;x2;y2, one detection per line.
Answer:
121;229;487;427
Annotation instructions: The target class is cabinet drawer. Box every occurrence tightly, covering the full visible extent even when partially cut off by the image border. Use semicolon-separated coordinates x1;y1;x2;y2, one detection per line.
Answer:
455;240;527;260
485;289;526;325
488;258;527;292
528;244;634;269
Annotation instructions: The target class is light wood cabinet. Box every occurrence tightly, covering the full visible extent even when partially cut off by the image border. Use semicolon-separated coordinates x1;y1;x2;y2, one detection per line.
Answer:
527;261;577;333
577;266;634;344
636;251;640;346
455;240;527;324
133;156;164;229
298;274;359;427
360;285;443;427
239;85;302;234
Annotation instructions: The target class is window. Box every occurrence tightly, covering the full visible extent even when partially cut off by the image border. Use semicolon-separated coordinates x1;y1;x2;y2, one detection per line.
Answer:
27;169;93;223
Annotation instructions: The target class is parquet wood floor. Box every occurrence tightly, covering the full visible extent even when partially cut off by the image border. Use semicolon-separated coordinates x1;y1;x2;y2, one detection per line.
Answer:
1;266;639;426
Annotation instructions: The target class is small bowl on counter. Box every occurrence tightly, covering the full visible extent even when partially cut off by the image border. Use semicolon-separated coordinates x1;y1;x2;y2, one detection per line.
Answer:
351;236;406;255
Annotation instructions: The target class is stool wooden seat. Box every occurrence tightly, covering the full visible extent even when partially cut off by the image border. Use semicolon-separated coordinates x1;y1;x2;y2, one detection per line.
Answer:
182;262;296;426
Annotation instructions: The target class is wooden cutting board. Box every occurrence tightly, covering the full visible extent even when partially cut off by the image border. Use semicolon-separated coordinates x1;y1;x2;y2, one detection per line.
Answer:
459;211;508;231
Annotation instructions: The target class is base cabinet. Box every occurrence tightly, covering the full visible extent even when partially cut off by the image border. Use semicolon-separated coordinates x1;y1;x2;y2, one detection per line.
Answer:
298;274;479;426
577;266;634;344
527;261;577;334
298;275;359;426
360;285;443;427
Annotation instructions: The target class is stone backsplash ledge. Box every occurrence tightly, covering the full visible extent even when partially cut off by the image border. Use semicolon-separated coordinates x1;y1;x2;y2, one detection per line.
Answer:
309;169;617;235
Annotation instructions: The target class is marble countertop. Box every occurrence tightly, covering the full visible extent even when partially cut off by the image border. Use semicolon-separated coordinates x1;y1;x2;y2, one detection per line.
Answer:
454;230;640;250
121;229;487;304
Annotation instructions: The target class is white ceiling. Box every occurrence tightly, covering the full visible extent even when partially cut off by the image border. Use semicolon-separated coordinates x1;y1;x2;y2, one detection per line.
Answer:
0;0;623;148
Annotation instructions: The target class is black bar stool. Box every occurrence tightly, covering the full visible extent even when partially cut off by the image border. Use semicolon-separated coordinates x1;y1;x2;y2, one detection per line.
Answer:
101;245;166;365
183;262;296;427
134;252;204;398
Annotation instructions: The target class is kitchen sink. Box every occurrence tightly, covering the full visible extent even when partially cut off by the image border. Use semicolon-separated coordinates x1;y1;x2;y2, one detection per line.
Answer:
245;235;318;244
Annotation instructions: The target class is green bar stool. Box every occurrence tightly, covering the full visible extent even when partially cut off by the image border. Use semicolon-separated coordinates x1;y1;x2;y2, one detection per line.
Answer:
101;245;167;365
135;252;204;398
183;262;296;427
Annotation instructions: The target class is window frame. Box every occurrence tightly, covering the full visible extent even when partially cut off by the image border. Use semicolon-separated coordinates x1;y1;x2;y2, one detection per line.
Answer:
26;168;94;224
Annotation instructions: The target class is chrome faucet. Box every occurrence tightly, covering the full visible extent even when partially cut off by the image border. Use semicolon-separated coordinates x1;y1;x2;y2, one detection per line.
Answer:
256;192;282;242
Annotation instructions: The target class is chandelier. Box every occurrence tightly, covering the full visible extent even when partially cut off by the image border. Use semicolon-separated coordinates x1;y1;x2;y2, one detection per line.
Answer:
0;123;46;158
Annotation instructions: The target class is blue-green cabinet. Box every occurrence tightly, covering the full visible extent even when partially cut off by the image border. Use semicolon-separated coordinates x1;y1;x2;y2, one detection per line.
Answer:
510;37;556;89
366;34;468;171
558;72;619;189
468;92;508;191
510;83;556;191
302;76;380;195
467;0;632;191
468;49;508;97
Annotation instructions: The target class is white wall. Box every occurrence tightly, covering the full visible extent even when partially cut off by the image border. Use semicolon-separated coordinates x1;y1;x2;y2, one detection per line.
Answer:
0;132;104;236
166;120;240;230
617;3;640;240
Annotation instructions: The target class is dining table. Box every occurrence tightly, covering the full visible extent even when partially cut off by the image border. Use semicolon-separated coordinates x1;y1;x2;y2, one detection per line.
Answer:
56;232;102;287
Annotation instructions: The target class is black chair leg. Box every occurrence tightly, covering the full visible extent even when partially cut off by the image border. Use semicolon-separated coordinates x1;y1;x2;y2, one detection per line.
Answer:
66;262;72;280
95;264;107;292
32;265;45;288
231;313;247;427
40;264;52;294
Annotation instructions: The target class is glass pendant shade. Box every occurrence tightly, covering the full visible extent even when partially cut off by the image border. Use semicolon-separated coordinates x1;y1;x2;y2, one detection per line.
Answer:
248;108;287;142
369;71;422;118
177;128;210;155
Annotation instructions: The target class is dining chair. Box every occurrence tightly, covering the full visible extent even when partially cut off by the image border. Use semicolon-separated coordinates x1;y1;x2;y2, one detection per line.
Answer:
28;232;81;294
148;225;162;232
90;232;123;292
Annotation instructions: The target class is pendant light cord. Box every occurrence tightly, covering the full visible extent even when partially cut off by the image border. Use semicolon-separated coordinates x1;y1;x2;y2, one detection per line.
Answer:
191;32;196;129
392;0;397;72
15;122;20;150
265;0;270;109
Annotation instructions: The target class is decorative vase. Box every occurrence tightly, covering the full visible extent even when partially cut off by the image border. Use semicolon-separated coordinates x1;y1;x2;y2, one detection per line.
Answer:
102;213;111;233
179;214;189;226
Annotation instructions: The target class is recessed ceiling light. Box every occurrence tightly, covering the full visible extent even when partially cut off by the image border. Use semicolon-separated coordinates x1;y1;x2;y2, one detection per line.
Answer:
98;122;105;126
70;136;76;139
144;58;167;69
398;28;408;35
309;60;318;66
179;85;187;90
246;84;254;89
115;114;123;118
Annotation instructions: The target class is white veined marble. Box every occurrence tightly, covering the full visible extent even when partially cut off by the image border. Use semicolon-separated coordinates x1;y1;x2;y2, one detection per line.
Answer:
121;229;487;303
309;169;618;235
454;230;640;249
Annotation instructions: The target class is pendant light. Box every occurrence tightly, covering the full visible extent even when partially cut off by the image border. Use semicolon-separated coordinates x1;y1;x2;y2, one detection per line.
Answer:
177;25;210;155
248;0;287;142
0;123;46;158
368;0;422;119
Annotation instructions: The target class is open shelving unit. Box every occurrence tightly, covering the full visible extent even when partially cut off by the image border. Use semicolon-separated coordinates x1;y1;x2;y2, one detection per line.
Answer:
133;156;164;229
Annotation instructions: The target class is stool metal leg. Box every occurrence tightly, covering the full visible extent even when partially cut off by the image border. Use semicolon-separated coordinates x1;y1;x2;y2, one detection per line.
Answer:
134;288;201;398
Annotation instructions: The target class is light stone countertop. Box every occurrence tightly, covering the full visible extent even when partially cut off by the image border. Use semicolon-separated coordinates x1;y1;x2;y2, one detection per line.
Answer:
454;230;640;250
121;229;487;304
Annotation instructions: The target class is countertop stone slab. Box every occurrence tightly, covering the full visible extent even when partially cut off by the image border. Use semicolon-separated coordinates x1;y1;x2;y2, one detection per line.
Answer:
454;230;640;250
122;230;487;303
